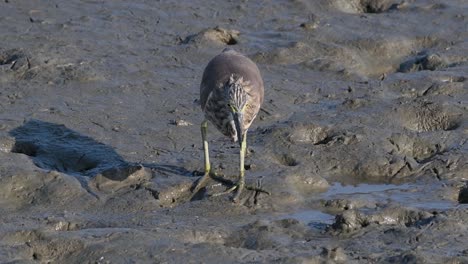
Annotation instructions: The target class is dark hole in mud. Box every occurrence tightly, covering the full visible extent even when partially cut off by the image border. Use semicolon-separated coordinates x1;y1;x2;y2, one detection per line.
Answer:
458;185;468;204
360;0;399;13
11;141;38;157
225;36;237;45
279;154;299;167
9;119;125;176
0;53;21;65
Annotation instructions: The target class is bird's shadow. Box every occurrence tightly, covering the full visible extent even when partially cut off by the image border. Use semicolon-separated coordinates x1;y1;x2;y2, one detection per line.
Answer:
9;119;127;177
8;119;195;182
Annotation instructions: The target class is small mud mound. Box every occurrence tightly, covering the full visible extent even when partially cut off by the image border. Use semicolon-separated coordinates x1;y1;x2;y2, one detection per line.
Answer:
0;153;96;209
329;207;435;233
258;121;331;145
332;0;400;14
90;164;193;208
9;119;125;176
388;133;443;163
182;27;239;46
398;101;462;132
287;123;331;145
398;53;448;73
225;219;313;250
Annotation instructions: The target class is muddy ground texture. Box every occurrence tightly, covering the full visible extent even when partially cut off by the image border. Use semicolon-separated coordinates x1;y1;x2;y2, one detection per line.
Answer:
0;0;467;263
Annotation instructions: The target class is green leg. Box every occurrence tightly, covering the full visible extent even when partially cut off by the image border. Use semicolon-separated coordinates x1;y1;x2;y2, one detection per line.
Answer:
191;120;211;194
202;120;210;174
211;131;247;199
233;131;247;202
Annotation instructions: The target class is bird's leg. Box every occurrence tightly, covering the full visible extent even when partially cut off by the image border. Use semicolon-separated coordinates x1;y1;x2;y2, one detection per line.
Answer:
211;131;270;201
210;130;247;199
191;120;213;194
232;130;247;202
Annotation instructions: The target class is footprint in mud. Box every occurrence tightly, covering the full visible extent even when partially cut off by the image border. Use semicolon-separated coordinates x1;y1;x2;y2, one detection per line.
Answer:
9;119;125;176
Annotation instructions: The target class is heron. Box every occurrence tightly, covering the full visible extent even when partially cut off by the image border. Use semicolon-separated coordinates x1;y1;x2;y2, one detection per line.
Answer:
192;48;268;202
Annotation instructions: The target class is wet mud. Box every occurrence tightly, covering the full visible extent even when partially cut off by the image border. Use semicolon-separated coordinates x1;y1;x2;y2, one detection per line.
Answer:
0;0;467;263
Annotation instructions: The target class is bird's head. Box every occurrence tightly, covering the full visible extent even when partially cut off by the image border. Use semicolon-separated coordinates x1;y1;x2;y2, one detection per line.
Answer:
224;74;249;145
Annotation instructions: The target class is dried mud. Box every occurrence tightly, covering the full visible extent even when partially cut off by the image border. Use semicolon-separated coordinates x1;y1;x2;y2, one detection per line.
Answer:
0;0;467;263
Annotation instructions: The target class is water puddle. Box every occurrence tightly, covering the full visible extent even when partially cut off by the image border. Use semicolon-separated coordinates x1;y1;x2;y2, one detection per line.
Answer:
324;182;459;210
283;182;464;226
286;210;335;225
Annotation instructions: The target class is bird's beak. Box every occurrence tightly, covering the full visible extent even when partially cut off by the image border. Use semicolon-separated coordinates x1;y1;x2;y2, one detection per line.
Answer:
233;112;244;146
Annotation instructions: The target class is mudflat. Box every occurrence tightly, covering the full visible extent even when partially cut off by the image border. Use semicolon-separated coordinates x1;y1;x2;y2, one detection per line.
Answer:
0;0;467;263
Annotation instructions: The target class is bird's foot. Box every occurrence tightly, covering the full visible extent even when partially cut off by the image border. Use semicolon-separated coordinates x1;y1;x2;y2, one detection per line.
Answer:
210;177;270;203
192;173;270;203
191;170;218;196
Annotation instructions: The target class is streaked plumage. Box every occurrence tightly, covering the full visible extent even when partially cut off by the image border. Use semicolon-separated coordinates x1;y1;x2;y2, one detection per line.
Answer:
200;48;264;141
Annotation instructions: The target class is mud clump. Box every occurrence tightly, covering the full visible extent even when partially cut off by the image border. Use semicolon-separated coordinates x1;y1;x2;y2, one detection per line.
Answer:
398;53;448;73
330;207;434;233
388;133;442;163
91;164;194;208
287;123;330;145
259;121;331;145
0;154;95;209
399;101;462;132
182;27;239;46
332;0;400;14
323;198;376;212
91;164;152;192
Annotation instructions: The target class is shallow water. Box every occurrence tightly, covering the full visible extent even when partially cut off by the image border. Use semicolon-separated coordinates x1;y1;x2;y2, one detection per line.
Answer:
325;182;462;210
284;182;464;228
